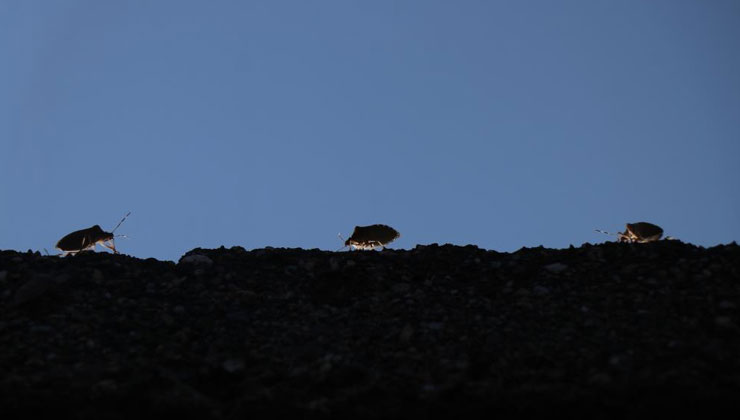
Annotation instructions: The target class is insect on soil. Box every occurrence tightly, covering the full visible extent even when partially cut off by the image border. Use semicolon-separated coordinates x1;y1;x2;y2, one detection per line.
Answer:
596;221;666;243
55;212;131;256
339;224;401;251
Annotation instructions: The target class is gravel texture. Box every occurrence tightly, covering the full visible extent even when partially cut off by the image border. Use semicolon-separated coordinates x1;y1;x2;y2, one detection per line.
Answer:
1;241;739;419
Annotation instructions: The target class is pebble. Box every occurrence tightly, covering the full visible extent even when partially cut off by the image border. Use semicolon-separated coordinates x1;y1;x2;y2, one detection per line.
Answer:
719;300;736;309
544;262;568;274
179;255;214;266
392;283;410;293
399;324;414;342
223;359;245;373
533;285;550;296
588;372;612;386
715;316;735;328
13;278;51;306
92;379;118;394
30;324;52;333
426;322;444;331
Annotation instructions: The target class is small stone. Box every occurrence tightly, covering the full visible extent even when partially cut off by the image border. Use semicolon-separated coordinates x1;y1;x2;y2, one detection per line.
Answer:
14;278;51;306
533;285;550;296
30;324;52;333
179;255;213;266
399;324;414;342
290;366;309;377
719;300;736;309
421;383;437;393
427;322;444;331
544;262;568;274
161;314;175;326
392;283;410;293
589;372;612;386
715;316;735;328
308;397;328;411
299;259;316;271
222;358;245;373
92;379;118;394
319;361;332;374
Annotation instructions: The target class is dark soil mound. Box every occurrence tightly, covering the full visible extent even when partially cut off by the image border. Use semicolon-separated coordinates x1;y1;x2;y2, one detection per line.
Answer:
1;241;739;419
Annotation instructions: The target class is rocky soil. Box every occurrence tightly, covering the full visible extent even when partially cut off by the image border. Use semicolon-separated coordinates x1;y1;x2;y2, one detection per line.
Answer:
1;241;739;419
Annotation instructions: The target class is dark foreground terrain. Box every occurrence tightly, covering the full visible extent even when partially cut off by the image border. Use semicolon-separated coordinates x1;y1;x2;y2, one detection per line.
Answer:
1;241;739;419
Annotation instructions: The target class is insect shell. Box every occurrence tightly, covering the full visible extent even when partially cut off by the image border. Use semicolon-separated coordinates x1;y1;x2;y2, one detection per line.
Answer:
618;222;664;243
344;224;400;250
56;225;119;256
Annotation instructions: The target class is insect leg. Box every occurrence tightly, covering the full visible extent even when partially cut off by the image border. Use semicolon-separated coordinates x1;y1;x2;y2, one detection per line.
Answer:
100;240;119;254
78;235;90;254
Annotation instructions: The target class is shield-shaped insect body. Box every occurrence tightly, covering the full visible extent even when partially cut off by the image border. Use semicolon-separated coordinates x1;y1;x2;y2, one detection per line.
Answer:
55;212;130;256
596;221;665;243
619;222;663;243
340;224;401;251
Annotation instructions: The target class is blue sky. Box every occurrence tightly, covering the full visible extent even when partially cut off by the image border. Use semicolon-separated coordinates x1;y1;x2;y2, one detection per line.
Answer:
1;0;739;261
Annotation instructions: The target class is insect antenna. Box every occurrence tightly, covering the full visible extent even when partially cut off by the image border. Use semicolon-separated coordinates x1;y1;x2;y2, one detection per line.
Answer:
594;229;619;237
111;211;131;234
336;233;349;252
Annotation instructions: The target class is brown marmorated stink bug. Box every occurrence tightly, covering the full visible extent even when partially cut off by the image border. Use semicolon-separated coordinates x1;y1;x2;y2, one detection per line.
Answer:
595;221;670;243
338;224;401;251
55;212;131;256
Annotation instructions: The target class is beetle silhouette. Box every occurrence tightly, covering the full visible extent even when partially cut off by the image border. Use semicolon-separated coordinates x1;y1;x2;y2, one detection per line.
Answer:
339;224;400;251
596;221;665;243
56;212;130;256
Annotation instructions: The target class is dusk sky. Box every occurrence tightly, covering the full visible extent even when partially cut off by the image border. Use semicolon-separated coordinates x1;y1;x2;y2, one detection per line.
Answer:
1;0;738;261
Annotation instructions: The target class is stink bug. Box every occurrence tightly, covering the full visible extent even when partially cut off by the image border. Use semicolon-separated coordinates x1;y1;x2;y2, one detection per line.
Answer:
338;224;400;251
56;212;131;256
595;221;665;243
